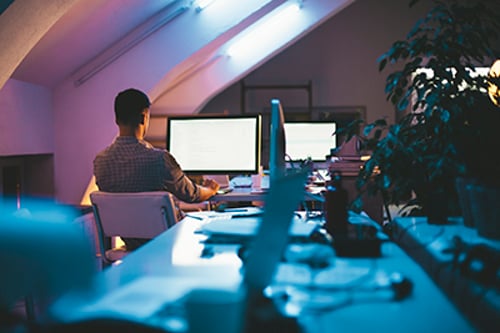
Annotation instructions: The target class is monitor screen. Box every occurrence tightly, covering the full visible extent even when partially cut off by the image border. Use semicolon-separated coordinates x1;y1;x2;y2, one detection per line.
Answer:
166;114;261;175
284;121;336;161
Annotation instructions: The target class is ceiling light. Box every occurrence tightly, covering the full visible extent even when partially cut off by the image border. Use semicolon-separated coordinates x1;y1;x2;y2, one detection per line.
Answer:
226;2;301;58
195;0;217;12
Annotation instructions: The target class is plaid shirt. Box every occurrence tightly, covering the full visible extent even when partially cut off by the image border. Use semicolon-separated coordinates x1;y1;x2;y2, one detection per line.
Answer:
93;136;201;204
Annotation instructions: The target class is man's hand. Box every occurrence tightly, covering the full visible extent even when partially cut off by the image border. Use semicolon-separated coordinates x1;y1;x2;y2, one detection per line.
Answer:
203;178;220;192
197;178;220;201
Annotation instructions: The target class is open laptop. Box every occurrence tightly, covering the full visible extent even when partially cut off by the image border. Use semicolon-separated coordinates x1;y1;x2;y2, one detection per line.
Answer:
199;169;309;291
197;169;311;294
241;169;309;295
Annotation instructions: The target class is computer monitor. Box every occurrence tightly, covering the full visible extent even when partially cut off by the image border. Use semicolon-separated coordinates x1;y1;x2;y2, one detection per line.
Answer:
269;99;286;182
284;121;337;161
166;114;261;175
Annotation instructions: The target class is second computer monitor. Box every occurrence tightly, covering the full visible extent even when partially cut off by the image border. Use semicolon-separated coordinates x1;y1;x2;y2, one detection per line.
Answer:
284;121;337;162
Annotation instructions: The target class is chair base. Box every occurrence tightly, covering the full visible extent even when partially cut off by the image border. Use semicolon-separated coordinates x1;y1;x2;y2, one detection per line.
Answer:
104;246;130;263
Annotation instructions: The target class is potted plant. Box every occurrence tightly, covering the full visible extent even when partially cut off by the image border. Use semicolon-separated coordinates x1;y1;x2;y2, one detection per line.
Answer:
339;0;500;228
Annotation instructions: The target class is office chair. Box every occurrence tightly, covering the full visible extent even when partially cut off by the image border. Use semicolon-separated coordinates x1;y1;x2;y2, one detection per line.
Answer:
89;191;178;265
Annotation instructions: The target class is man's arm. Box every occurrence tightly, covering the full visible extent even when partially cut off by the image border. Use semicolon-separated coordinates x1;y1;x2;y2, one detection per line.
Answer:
162;151;219;202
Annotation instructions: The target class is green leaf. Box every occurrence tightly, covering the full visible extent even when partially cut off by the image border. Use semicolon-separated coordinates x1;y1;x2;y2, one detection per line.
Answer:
366;0;500;216
363;123;375;137
440;109;450;123
397;97;409;111
374;118;388;127
380;175;390;190
378;58;387;72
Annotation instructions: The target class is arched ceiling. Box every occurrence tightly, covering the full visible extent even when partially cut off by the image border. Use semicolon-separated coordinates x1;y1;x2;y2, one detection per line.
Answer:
2;0;355;113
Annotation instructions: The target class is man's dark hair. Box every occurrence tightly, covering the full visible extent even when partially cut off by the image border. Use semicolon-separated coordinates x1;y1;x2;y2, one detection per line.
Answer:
114;88;151;126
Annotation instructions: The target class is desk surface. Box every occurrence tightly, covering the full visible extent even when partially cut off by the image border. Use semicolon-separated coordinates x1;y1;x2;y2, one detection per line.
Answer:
393;217;500;332
210;186;326;203
50;215;475;333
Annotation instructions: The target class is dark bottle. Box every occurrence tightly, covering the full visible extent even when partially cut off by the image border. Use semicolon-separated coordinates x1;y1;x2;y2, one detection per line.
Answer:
323;170;348;237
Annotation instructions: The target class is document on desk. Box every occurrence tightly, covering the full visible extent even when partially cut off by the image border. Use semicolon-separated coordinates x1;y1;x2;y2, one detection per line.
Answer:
198;215;317;238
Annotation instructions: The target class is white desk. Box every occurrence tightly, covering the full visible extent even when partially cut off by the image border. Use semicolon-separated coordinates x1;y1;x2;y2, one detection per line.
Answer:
392;217;500;332
49;215;475;333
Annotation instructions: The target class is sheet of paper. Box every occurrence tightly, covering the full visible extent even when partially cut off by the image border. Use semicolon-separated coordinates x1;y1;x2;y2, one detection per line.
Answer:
199;216;318;237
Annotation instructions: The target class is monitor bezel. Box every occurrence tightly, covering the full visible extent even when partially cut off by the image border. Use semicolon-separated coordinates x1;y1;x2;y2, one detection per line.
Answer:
166;114;262;175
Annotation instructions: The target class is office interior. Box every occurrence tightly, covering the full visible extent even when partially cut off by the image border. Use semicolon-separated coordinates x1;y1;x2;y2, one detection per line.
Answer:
1;0;499;332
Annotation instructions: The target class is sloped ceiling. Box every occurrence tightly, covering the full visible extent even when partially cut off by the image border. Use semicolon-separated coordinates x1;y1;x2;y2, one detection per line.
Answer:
0;0;80;88
3;0;355;110
7;0;188;87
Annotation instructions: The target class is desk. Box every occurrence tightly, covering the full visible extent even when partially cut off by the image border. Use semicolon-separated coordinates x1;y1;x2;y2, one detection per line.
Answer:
49;215;474;333
392;217;500;332
210;187;325;206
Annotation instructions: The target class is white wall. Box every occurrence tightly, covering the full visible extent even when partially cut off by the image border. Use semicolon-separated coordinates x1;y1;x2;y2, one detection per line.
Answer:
0;79;53;155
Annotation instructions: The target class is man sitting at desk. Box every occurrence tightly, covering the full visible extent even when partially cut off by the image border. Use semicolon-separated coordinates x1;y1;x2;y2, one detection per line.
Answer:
93;88;220;250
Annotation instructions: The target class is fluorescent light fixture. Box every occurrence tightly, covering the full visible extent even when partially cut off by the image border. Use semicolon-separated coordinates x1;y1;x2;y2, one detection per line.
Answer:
195;0;217;12
226;2;301;58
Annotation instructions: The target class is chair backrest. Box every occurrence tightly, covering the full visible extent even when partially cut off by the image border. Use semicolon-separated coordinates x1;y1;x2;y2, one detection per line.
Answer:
89;191;178;240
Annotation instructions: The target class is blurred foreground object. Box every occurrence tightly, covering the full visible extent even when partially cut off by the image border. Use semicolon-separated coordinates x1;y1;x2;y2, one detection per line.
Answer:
0;197;96;317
